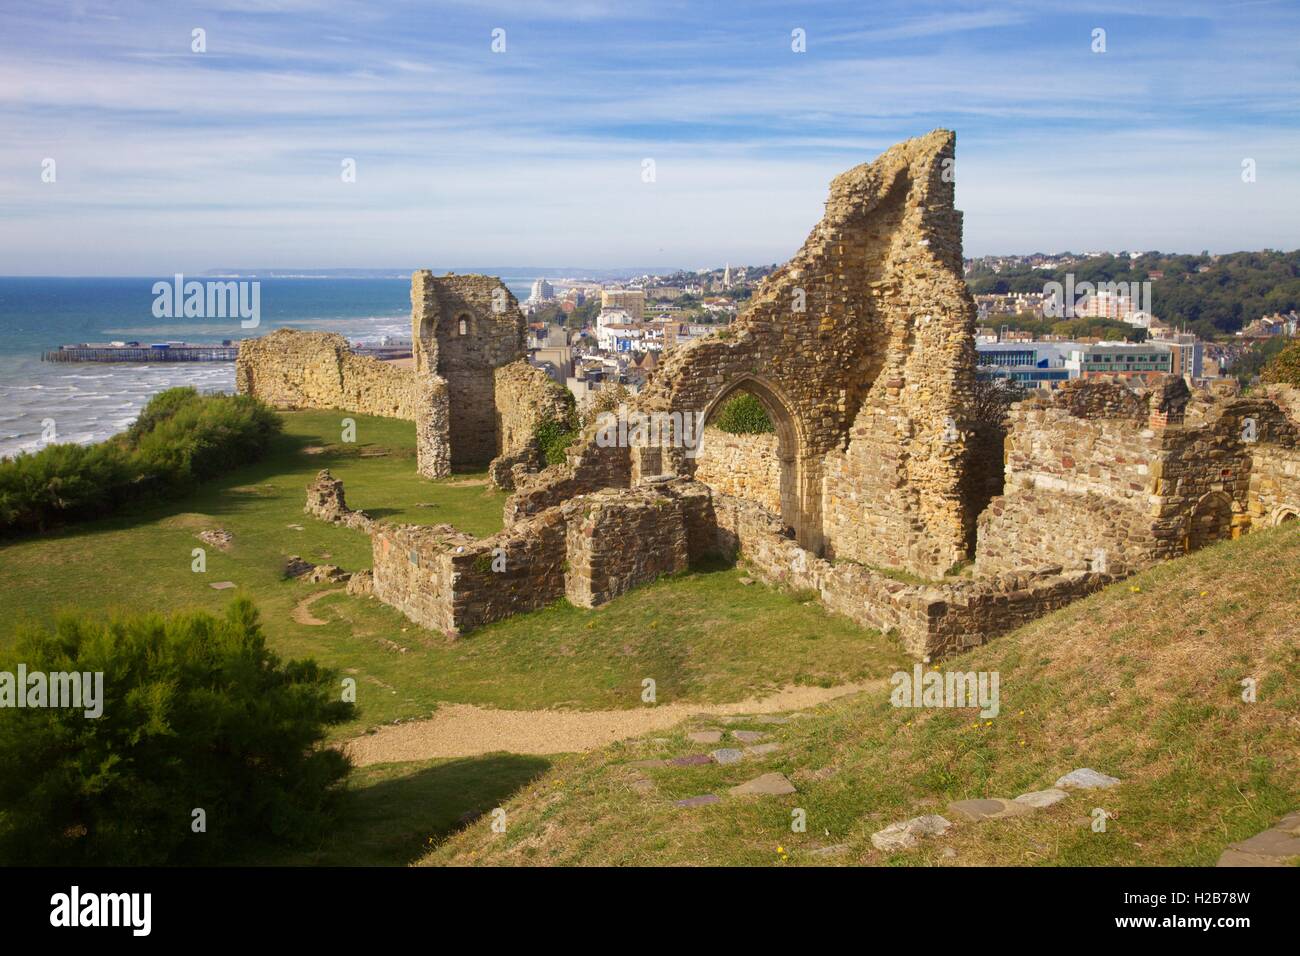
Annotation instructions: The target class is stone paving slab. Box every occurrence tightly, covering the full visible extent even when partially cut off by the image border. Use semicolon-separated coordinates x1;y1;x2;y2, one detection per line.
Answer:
668;754;714;767
711;748;745;765
871;814;952;852
947;798;1033;822
1014;788;1069;808
744;742;781;756
209;581;237;590
1055;768;1121;790
687;730;723;744
674;794;721;808
731;730;768;744
729;772;796;796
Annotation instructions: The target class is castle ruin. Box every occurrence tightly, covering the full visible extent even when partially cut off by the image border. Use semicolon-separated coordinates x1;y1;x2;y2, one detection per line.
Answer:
238;129;1300;659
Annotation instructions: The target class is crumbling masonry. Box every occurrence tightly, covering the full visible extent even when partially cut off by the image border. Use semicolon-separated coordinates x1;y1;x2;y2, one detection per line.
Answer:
275;129;1300;658
237;273;573;486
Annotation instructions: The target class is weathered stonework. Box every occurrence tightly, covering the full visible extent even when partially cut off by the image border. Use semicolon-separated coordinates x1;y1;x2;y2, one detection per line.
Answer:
304;469;374;532
563;485;689;608
693;427;782;516
344;131;1300;660
976;378;1300;576
370;511;568;638
712;494;1116;660
603;129;974;578
411;271;525;472
236;329;419;418
488;359;576;489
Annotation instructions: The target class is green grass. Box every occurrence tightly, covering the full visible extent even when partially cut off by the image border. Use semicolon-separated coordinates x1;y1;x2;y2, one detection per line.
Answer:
424;523;1300;867
239;754;552;866
0;410;907;739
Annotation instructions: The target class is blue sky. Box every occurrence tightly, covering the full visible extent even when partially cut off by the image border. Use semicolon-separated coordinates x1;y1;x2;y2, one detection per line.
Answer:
2;0;1298;274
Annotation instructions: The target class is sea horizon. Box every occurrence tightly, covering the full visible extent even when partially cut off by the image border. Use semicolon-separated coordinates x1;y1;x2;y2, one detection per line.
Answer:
0;275;545;459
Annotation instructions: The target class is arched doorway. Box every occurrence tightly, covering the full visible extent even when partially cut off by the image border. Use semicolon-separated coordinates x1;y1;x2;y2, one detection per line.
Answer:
695;376;822;552
1186;492;1234;552
1274;508;1299;526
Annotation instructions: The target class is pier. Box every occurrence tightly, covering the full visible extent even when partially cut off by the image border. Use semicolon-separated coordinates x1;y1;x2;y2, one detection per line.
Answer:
42;341;412;364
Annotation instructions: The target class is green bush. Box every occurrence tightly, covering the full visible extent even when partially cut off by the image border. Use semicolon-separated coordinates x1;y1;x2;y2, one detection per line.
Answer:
713;392;774;435
0;387;281;535
0;599;354;865
1261;340;1300;387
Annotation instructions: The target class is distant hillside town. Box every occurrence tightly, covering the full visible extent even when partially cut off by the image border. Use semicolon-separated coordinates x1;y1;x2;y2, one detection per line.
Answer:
510;250;1300;410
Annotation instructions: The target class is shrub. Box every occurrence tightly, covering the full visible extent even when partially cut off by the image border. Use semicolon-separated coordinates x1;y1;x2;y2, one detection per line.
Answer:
0;387;281;535
0;599;354;865
712;392;774;434
1261;340;1300;387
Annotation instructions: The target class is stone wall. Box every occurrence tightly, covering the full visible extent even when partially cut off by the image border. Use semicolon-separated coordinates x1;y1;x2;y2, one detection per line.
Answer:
236;329;419;419
370;510;567;638
712;494;1116;660
414;376;452;479
563;486;689;607
692;426;782;517
487;359;577;490
504;441;631;524
411;271;525;469
631;129;976;578
976;379;1300;576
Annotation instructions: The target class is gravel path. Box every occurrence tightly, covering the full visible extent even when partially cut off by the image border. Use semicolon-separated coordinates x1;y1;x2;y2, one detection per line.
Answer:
291;588;345;626
344;682;874;766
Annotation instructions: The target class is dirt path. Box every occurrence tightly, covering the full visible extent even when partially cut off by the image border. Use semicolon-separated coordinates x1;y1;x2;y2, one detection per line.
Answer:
291;588;345;626
344;681;876;766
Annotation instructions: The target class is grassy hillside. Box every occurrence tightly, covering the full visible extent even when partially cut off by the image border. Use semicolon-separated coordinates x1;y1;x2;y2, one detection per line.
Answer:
0;410;907;739
423;523;1300;866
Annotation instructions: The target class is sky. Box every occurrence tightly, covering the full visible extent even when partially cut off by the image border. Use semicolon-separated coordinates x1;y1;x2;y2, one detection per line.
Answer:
2;0;1298;275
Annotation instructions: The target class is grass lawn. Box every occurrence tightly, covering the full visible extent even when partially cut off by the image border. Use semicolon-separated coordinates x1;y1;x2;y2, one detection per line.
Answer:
0;409;908;740
424;523;1300;867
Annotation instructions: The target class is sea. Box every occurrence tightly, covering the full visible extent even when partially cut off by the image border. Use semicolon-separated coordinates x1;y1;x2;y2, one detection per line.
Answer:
0;275;536;459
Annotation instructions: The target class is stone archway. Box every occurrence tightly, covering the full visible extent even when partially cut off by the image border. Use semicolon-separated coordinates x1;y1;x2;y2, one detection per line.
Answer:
695;375;822;552
1274;507;1299;526
1186;491;1235;552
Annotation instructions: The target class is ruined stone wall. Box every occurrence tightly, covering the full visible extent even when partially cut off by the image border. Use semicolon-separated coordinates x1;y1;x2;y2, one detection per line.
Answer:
975;380;1174;575
692;426;782;516
411;271;525;469
632;129;975;578
975;489;1155;576
486;360;577;489
713;494;1116;660
414;376;452;479
370;511;567;637
504;442;631;524
1249;445;1300;526
236;329;419;419
494;360;574;457
976;380;1300;574
563;487;689;608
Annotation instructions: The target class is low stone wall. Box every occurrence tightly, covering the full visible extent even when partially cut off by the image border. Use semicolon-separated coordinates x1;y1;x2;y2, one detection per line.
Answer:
504;440;631;524
236;329;420;419
713;494;1117;660
370;510;567;637
563;486;689;607
692;426;782;516
975;489;1154;577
